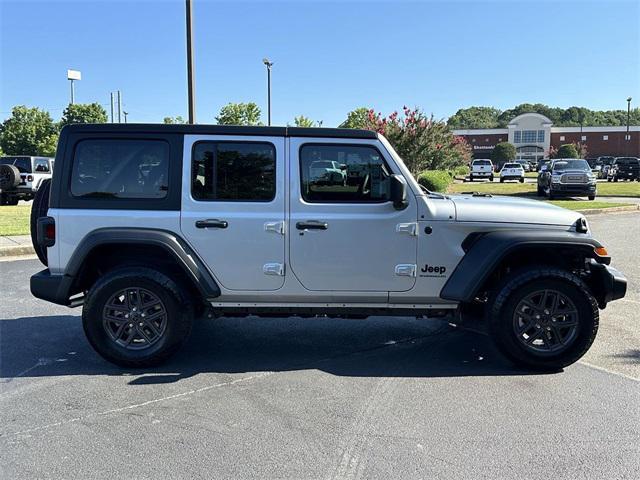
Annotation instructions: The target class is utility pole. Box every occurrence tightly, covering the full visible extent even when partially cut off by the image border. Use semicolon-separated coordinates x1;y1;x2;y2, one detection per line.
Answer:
185;0;196;124
110;92;115;123
627;97;632;154
263;58;273;126
123;111;128;123
117;90;122;123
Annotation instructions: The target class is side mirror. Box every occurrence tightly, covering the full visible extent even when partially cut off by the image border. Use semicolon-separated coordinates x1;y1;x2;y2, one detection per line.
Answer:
389;174;408;210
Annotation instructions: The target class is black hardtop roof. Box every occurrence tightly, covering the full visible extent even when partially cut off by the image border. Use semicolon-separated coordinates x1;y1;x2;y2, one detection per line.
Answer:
62;123;378;139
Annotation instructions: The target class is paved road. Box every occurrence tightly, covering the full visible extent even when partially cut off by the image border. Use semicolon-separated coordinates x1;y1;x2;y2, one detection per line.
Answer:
1;213;638;479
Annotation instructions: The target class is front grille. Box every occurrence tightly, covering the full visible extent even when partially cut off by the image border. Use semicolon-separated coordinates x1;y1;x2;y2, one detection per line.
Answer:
560;173;588;184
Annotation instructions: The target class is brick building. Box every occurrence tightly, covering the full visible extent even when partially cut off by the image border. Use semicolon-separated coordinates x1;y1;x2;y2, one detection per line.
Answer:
453;112;640;164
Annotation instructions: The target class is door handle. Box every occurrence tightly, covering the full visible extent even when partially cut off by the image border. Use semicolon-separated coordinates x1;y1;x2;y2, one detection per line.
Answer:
296;221;328;230
195;219;228;229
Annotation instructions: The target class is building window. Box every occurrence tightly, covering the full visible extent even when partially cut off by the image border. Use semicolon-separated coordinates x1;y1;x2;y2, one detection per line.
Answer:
521;130;537;143
472;138;476;143
514;131;521;143
537;130;545;142
581;135;587;141
626;134;632;141
560;135;565;141
603;135;608;141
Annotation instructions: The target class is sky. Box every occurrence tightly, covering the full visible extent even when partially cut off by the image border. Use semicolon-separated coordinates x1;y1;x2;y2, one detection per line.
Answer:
1;0;639;127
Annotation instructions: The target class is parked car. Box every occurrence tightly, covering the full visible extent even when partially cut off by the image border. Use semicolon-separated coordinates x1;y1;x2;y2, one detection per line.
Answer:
309;160;347;186
29;124;626;370
0;156;54;205
468;159;494;182
514;160;531;172
606;157;640;182
499;163;525;183
537;158;597;200
596;156;615;179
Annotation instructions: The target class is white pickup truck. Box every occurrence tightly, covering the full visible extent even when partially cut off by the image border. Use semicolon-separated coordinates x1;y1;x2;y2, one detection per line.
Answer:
469;159;494;182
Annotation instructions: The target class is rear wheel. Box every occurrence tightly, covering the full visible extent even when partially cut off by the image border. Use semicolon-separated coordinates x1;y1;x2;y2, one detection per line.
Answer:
82;267;194;368
588;195;595;201
487;267;598;370
519;178;524;183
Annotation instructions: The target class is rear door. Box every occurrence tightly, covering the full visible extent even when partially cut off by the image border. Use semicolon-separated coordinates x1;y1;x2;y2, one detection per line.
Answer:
180;135;286;291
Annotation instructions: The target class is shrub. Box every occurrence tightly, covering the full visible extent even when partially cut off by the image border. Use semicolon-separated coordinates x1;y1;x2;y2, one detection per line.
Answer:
452;165;469;177
556;143;580;159
416;170;453;192
491;142;516;164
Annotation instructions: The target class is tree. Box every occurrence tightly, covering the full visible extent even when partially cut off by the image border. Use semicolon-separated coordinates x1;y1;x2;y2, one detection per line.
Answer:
364;107;471;176
0;106;58;156
163;116;186;124
447;106;501;129
491;142;516;165
339;107;371;129
215;102;263;126
555;143;579;159
292;115;316;127
60;103;108;127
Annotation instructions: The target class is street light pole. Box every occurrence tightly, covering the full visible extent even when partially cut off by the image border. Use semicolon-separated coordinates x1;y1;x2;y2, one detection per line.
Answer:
185;0;196;124
67;69;81;105
263;58;273;126
626;97;632;150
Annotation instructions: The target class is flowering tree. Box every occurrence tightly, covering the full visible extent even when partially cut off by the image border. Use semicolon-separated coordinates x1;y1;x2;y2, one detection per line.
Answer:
361;107;471;176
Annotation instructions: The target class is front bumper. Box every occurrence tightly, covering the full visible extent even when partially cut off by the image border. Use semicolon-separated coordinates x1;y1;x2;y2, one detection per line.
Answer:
30;269;79;306
551;183;597;196
588;259;627;308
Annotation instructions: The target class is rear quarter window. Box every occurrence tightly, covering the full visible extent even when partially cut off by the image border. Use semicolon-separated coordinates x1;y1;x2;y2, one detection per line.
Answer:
71;139;170;199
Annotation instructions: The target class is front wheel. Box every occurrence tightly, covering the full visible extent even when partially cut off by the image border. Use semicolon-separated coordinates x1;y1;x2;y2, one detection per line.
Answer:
588;195;595;200
487;267;598;370
82;267;194;368
489;175;494;182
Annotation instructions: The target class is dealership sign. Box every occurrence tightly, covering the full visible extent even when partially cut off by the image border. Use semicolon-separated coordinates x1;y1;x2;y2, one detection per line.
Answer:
473;145;494;150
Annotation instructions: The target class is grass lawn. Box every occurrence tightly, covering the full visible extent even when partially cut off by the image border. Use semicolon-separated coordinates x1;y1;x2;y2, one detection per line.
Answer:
546;200;632;211
448;180;640;197
0;205;31;236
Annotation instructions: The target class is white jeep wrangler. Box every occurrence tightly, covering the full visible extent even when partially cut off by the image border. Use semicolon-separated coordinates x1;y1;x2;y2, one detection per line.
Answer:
30;124;627;370
0;156;54;205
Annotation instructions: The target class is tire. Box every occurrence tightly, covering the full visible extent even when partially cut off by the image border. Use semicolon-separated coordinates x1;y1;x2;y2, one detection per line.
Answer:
30;179;51;266
536;185;544;196
613;177;618;182
546;188;555;200
607;178;612;182
5;196;19;205
0;164;20;190
500;178;504;183
519;178;524;183
588;195;595;201
82;267;194;368
489;175;494;182
487;267;598;370
469;175;474;182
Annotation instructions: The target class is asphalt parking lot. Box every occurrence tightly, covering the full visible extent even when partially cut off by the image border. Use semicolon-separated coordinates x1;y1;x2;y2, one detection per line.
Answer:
1;213;638;479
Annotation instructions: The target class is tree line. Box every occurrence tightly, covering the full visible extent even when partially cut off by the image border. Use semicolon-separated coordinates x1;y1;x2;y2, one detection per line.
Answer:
447;103;640;129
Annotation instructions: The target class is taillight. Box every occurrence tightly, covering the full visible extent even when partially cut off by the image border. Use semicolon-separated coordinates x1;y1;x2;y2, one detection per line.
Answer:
27;175;34;182
37;217;55;248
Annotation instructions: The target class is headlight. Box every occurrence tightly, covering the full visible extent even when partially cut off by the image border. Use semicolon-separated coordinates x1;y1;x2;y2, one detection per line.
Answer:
551;175;561;183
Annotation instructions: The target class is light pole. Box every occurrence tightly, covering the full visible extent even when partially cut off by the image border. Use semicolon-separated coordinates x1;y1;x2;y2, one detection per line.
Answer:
123;111;128;124
263;58;273;126
67;69;81;105
626;97;632;153
185;0;196;124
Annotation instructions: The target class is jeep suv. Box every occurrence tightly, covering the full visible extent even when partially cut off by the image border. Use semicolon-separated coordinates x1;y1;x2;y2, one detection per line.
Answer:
30;124;626;370
0;156;54;205
606;157;640;182
537;158;597;200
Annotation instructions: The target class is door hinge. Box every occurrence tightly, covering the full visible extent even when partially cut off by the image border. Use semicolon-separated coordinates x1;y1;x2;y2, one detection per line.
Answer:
263;263;285;276
395;264;417;277
396;222;418;236
264;221;285;235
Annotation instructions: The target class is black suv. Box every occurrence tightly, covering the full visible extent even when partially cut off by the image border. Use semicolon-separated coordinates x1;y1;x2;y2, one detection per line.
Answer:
606;157;640;182
537;158;597;200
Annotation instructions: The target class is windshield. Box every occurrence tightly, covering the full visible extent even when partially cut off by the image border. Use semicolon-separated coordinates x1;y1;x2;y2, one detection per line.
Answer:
0;157;32;173
553;160;589;172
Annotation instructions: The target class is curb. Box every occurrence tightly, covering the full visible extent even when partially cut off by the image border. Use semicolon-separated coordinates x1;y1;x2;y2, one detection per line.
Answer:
577;205;640;216
0;244;35;257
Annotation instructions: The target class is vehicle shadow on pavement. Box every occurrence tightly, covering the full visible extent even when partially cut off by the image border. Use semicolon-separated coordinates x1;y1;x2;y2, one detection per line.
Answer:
0;314;553;383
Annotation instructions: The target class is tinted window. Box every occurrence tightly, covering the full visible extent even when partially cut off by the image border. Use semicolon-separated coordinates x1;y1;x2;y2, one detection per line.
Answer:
0;157;32;173
192;142;275;201
300;144;390;203
71;139;169;198
503;163;521;168
34;159;50;172
553;160;589;172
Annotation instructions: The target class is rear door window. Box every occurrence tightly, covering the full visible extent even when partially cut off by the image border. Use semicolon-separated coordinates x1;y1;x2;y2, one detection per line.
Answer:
71;139;169;199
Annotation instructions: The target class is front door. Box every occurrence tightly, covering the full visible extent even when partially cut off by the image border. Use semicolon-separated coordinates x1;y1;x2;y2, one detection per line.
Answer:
289;139;418;292
180;135;286;291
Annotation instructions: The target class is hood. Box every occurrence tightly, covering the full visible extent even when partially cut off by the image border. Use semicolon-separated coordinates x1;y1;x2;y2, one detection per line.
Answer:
450;194;582;227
